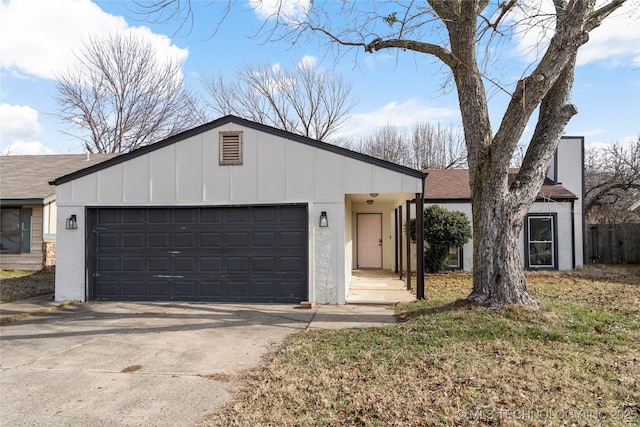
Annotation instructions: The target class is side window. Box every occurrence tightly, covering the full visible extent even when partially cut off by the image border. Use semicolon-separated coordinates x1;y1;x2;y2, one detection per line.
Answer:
219;131;243;165
447;246;463;270
525;214;557;269
1;207;31;253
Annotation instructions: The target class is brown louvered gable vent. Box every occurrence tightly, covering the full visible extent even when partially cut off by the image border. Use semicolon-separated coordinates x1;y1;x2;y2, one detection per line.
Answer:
219;131;243;165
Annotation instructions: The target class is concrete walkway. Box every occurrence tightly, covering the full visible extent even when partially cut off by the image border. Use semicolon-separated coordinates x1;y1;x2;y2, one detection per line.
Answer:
347;269;416;304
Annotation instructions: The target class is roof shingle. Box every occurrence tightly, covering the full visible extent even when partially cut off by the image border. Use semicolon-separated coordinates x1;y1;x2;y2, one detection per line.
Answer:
424;168;577;201
0;154;117;201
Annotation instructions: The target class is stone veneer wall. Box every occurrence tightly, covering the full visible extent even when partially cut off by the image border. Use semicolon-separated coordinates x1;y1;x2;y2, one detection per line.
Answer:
43;241;56;271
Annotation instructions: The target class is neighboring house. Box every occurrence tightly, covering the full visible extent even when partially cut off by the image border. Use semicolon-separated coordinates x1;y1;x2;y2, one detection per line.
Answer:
51;116;426;304
422;136;585;271
0;154;116;271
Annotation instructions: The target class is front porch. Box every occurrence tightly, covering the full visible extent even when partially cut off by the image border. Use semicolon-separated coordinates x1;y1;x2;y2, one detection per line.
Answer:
347;270;415;304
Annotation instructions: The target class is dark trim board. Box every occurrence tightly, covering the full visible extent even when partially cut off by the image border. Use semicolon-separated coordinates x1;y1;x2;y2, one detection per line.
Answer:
86;204;309;302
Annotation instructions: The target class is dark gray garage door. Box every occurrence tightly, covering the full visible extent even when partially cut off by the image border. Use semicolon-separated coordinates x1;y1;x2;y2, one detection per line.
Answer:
87;205;308;302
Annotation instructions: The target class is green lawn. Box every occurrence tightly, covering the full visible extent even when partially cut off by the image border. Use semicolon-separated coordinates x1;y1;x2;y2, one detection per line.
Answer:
203;265;640;426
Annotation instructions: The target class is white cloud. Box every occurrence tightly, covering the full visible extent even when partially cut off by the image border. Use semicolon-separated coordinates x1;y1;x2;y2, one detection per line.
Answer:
577;3;640;66
1;140;55;155
0;0;188;80
507;0;639;67
250;0;310;24
297;55;317;69
0;104;42;141
0;103;54;155
337;99;459;139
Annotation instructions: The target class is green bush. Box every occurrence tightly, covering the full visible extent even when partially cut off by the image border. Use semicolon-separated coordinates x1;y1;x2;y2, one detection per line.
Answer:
411;205;472;273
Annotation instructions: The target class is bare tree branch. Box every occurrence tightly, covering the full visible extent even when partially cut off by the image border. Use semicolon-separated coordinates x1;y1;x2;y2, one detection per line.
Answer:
55;32;205;153
202;61;356;141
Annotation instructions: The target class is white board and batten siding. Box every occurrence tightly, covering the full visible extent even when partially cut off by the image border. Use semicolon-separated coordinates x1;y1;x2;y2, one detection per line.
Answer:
55;120;423;303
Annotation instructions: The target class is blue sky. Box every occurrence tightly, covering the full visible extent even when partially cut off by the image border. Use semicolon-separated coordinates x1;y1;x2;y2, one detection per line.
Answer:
1;0;638;155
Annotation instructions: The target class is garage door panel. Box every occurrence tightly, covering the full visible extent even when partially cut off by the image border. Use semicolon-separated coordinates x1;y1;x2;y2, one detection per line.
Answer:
90;206;307;302
95;280;119;296
200;257;222;271
253;257;276;272
174;209;196;223
97;233;119;249
226;232;248;247
97;209;120;224
200;280;222;296
121;280;145;297
227;280;248;297
148;209;171;224
200;209;221;223
281;256;305;271
227;257;249;271
148;233;171;249
253;207;276;222
173;281;195;296
174;233;196;248
226;209;249;222
254;231;276;247
148;281;170;297
201;232;222;247
280;231;304;247
122;233;144;248
122;209;145;224
174;257;196;272
122;256;145;272
149;257;171;271
97;256;119;273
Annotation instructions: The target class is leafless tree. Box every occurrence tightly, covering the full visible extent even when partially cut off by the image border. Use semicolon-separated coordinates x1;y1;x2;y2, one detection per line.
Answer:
55;32;206;153
411;122;467;169
138;0;627;309
355;124;411;166
354;122;466;169
585;137;640;223
203;61;356;141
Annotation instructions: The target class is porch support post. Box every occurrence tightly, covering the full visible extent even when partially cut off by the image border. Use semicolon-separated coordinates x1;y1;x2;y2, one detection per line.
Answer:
416;193;425;300
405;200;411;291
398;205;403;279
394;208;399;273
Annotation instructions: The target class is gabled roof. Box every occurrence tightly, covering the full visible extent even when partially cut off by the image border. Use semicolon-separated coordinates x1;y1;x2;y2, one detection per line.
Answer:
0;154;117;203
424;168;577;202
52;115;426;186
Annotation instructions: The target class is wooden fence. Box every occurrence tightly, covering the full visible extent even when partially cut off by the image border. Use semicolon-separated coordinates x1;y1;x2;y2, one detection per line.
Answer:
586;224;640;264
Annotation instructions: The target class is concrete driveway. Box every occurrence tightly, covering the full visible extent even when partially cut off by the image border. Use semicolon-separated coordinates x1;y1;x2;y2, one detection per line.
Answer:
0;301;397;426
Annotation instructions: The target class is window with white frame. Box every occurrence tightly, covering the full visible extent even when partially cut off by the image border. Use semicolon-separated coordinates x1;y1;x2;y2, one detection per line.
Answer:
525;214;557;269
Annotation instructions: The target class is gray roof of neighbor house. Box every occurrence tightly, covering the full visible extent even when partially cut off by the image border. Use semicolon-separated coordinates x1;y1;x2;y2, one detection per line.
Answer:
424;168;578;201
0;154;117;203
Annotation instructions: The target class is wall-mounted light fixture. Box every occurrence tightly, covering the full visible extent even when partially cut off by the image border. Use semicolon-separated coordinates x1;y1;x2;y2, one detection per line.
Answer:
369;193;379;198
66;215;78;230
319;211;329;227
366;200;374;205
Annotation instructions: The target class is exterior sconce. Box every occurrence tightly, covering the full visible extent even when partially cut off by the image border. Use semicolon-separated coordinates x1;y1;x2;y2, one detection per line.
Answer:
369;193;379;198
66;215;78;230
366;200;374;205
319;211;329;227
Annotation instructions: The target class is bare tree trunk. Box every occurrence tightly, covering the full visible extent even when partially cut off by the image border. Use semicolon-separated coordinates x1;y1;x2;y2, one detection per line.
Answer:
468;166;539;308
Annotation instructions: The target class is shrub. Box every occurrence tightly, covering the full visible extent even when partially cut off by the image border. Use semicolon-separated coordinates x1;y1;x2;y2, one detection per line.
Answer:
412;205;472;273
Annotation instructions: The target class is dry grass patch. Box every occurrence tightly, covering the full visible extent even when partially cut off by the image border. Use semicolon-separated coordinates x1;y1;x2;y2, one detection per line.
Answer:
202;266;640;426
